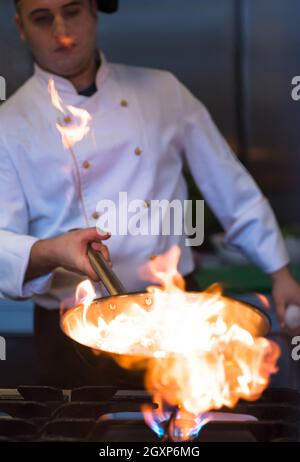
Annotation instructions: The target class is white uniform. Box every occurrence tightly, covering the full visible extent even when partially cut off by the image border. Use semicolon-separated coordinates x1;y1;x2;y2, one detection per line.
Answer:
0;54;289;308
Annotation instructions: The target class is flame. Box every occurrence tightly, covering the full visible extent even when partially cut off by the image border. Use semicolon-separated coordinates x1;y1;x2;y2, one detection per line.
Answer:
48;78;92;149
138;246;186;291
254;293;271;310
64;280;99;347
63;246;280;441
57;35;75;48
142;397;210;442
75;280;96;323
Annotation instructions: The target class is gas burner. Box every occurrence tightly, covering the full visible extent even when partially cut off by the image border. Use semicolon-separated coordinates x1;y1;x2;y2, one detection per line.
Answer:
0;386;298;442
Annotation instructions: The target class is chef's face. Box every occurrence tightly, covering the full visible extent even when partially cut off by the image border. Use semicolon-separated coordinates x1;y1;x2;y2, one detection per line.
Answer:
15;0;98;78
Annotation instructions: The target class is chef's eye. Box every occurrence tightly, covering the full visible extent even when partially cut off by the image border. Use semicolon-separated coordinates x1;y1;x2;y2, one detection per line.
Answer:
63;6;82;19
33;15;54;26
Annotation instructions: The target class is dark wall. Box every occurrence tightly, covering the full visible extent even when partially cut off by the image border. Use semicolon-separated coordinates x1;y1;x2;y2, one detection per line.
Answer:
0;1;33;96
0;0;299;226
246;0;300;224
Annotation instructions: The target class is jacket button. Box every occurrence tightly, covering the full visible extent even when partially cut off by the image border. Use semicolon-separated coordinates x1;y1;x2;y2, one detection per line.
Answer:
120;99;129;107
92;212;100;220
135;148;142;156
64;116;72;124
83;161;91;169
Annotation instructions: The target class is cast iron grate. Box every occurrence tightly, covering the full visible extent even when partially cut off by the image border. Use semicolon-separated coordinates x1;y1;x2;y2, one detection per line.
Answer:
0;386;298;442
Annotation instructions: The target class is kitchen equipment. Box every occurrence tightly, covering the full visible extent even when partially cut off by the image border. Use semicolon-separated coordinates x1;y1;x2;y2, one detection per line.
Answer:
60;247;271;368
0;386;298;442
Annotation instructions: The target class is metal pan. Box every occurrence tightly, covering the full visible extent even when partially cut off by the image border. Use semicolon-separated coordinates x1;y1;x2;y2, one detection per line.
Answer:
60;247;271;370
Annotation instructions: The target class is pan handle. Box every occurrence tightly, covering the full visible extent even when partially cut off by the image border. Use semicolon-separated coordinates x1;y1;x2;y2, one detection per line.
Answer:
87;244;127;296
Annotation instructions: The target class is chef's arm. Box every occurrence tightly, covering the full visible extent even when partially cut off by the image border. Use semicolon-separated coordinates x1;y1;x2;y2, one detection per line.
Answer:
0;139;48;300
24;228;111;283
176;79;289;274
0;140;107;299
0;145;111;298
174;76;300;329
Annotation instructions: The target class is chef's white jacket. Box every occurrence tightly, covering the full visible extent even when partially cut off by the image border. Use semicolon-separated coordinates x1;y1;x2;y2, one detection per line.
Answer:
0;54;289;308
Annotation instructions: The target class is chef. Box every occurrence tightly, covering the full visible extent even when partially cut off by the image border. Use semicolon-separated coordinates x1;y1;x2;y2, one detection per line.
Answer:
0;0;300;383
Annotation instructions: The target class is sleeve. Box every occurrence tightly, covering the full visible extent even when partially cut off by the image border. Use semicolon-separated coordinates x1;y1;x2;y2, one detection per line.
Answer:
175;78;289;274
0;135;52;299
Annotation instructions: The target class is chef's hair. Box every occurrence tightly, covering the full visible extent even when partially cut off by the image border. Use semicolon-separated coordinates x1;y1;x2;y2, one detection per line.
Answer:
14;0;96;10
13;0;96;4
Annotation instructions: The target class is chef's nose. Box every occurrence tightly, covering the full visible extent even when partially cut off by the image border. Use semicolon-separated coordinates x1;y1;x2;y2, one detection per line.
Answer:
53;15;68;44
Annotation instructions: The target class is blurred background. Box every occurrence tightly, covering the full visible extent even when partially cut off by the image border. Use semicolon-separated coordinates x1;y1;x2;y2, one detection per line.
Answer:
0;0;300;338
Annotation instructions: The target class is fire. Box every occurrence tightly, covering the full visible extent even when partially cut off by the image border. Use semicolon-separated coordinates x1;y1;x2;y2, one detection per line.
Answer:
64;280;99;346
57;35;75;48
48;78;92;148
76;280;96;323
254;293;271;310
143;396;210;441
63;246;280;441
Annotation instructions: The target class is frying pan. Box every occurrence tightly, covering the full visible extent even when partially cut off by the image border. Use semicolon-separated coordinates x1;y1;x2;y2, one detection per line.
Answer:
60;246;271;379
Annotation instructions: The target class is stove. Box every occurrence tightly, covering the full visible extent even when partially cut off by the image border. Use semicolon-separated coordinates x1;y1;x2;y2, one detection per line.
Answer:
0;386;299;442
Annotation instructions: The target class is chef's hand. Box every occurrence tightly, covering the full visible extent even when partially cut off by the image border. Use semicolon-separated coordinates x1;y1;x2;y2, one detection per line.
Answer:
25;227;112;282
54;227;112;281
271;266;300;335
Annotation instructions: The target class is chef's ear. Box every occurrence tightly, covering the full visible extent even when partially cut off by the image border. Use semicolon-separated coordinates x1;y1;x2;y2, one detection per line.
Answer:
15;12;26;42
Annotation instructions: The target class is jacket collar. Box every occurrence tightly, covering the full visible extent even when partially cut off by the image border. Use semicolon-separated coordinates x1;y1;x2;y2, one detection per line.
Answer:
33;50;110;100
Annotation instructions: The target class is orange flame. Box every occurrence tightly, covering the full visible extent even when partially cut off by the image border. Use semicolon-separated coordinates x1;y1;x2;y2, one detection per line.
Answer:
254;293;271;310
57;35;75;48
48;78;92;149
63;246;280;441
76;280;96;323
138;246;186;291
64;280;99;347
